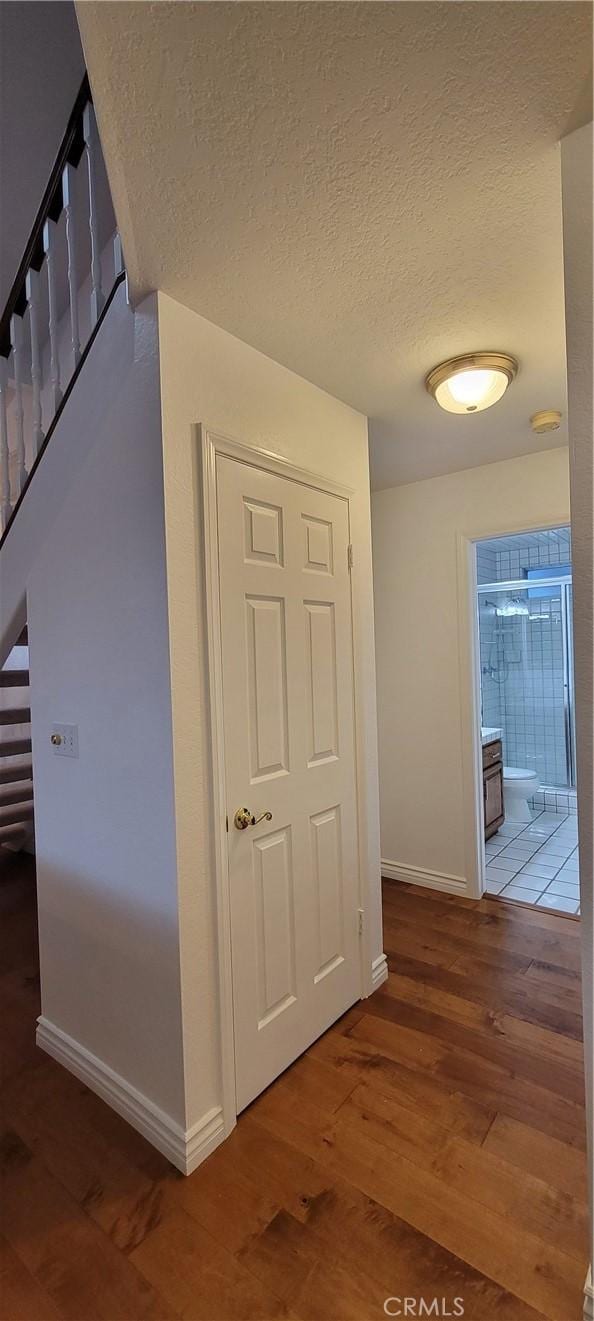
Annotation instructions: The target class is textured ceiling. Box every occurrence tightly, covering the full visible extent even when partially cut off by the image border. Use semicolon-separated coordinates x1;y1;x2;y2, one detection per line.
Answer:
75;2;592;488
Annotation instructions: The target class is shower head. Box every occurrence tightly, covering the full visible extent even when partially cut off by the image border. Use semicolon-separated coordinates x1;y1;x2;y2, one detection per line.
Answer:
484;596;529;617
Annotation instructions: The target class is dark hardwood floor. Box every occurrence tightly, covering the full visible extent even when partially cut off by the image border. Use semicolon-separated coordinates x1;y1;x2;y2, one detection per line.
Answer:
0;851;588;1321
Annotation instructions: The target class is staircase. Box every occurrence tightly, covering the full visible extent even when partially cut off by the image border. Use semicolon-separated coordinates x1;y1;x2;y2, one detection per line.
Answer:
1;79;122;854
0;630;34;851
0;77;123;545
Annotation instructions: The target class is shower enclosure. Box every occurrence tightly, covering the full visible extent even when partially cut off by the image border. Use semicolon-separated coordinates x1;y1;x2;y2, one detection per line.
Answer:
477;572;575;789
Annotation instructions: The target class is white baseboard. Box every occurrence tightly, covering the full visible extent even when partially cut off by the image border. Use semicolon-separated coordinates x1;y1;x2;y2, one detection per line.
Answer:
584;1266;593;1320
381;858;469;897
36;1017;225;1176
370;953;389;993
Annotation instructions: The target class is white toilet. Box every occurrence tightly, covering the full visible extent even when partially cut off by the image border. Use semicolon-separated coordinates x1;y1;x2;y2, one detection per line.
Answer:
503;767;540;823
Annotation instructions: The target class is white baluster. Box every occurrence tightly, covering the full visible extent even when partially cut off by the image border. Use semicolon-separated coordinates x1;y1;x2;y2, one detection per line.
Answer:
25;268;44;457
83;103;104;327
9;315;27;494
0;356;10;530
62;163;81;369
43;217;62;412
113;231;124;278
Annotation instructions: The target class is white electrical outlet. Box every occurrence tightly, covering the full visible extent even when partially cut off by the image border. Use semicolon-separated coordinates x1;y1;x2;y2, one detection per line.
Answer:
51;723;79;758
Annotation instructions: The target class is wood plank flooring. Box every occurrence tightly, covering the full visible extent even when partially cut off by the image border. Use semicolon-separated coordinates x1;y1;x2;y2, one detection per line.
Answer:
0;853;588;1321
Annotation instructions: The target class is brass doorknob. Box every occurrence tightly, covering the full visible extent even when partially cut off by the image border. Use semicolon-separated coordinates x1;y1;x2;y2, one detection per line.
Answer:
234;807;273;831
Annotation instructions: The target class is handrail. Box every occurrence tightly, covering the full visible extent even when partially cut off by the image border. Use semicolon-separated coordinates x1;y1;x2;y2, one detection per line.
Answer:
0;272;126;552
0;75;90;358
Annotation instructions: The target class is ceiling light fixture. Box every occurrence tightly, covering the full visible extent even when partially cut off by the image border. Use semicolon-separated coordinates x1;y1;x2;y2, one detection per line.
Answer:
425;352;518;415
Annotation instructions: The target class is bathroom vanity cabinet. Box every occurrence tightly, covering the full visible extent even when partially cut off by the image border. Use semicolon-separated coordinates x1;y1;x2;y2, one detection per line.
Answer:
483;738;504;839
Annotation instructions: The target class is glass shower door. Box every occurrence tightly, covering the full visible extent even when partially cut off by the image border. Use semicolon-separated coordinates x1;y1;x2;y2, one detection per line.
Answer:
565;582;576;787
478;583;571;788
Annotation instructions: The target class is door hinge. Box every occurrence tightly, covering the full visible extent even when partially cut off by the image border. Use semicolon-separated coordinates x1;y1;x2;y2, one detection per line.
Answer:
357;908;364;936
347;543;354;571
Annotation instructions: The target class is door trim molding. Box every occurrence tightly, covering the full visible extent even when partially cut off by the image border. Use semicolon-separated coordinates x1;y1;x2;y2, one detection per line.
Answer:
584;1266;593;1320
199;425;369;1139
201;427;239;1144
201;430;355;501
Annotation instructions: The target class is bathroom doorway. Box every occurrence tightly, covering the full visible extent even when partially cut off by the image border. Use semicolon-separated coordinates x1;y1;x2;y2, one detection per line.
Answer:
475;527;579;916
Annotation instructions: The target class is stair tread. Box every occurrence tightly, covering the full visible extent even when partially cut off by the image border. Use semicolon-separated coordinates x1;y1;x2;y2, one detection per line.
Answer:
0;707;31;725
0;670;29;688
0;761;33;785
0;802;34;823
0;738;32;758
0;822;27;842
0;784;34;808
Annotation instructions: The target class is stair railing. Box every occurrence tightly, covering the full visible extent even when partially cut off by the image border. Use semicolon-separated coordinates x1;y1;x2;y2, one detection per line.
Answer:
0;76;125;545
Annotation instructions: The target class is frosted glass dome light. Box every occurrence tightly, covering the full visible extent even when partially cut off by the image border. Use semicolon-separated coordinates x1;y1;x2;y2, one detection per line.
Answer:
426;353;518;415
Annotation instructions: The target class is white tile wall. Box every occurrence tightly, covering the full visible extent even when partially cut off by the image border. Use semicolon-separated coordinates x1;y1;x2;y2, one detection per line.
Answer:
494;532;571;581
531;788;578;813
477;529;571;582
476;546;498;585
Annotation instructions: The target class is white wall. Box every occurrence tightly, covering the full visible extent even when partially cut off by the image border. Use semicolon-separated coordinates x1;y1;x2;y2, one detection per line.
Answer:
1;281;383;1168
0;285;187;1124
156;291;383;1136
372;448;570;888
561;121;593;1296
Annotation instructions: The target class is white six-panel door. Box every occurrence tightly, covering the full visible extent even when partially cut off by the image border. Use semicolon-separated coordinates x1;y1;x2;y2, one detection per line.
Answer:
216;454;361;1111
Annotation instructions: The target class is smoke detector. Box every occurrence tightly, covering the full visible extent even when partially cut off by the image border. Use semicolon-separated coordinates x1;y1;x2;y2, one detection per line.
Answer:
531;410;562;434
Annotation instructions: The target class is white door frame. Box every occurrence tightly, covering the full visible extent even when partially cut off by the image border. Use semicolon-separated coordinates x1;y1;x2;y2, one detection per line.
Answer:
200;425;370;1138
457;514;571;901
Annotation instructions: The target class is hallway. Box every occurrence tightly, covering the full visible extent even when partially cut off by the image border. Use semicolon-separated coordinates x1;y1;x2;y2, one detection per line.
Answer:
0;853;588;1320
